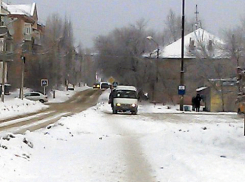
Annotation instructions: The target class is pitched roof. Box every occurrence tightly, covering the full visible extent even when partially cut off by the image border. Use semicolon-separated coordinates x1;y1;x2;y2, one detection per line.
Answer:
144;28;225;59
2;2;36;17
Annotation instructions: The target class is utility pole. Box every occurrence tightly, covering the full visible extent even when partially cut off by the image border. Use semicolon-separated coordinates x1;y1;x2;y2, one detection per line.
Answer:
1;60;6;102
1;35;6;102
179;0;185;111
18;40;26;100
20;55;25;100
195;5;199;30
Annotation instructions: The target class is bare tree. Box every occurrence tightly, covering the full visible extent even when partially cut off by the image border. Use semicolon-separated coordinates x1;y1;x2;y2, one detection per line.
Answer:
94;19;156;96
163;9;196;45
222;29;245;68
24;14;83;92
222;17;245;111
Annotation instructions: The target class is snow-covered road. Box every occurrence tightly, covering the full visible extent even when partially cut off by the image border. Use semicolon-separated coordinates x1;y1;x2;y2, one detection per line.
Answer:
0;89;101;137
0;89;244;182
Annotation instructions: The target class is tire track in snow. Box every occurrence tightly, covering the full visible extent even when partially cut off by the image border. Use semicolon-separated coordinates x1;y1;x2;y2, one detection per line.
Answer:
107;115;156;182
0;89;102;136
0;111;55;128
0;112;69;136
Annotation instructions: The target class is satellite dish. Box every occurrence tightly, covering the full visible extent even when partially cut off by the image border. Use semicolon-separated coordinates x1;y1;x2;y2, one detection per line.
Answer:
3;16;16;36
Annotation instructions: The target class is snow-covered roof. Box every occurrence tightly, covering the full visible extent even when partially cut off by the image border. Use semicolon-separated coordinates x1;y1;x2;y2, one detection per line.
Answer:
144;28;225;59
37;21;45;27
196;87;207;92
2;2;36;17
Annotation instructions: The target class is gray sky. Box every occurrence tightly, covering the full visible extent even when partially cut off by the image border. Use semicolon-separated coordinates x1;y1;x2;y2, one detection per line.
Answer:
8;0;245;48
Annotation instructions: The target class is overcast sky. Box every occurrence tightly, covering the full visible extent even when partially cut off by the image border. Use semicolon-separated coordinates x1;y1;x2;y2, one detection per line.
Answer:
8;0;245;48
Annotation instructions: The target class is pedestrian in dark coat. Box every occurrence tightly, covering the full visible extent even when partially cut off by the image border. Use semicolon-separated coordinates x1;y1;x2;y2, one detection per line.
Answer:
109;89;116;108
195;94;202;112
192;96;196;111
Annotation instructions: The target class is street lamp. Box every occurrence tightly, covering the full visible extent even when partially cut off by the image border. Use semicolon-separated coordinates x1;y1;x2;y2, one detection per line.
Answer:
146;36;160;102
146;36;159;58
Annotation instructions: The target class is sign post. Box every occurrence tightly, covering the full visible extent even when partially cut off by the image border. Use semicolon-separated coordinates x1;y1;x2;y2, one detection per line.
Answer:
178;85;186;111
41;79;48;95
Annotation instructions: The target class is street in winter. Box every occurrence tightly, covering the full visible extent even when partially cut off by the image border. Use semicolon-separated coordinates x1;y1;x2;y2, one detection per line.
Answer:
1;0;245;181
0;88;244;182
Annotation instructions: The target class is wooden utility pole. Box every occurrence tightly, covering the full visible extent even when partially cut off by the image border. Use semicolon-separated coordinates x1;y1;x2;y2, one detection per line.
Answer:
195;5;199;30
1;60;6;102
1;36;6;102
180;0;185;111
20;55;25;100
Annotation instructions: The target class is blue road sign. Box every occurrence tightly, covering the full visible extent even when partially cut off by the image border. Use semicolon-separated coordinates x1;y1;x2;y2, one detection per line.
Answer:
41;79;48;87
178;85;186;95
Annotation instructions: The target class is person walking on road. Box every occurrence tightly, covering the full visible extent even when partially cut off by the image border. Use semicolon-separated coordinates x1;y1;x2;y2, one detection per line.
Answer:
195;94;202;112
109;88;116;109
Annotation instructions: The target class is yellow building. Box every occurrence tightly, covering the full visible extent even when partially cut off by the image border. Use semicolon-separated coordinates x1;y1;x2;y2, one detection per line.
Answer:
197;79;237;112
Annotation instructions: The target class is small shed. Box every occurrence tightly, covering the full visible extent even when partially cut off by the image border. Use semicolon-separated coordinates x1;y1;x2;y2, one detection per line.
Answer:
196;79;237;112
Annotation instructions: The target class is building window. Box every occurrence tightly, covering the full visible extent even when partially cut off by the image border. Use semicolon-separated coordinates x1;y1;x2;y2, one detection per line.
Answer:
0;38;4;52
0;15;4;26
24;23;32;35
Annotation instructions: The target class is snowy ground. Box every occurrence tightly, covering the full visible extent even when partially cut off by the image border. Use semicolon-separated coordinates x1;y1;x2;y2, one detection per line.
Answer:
0;89;244;182
0;86;89;120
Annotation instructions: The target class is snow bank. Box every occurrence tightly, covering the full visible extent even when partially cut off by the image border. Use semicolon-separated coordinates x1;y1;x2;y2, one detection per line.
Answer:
0;98;48;120
0;86;89;120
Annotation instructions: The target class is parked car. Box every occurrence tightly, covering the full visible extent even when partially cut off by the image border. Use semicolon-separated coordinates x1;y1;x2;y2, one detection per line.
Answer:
67;84;75;90
24;92;48;103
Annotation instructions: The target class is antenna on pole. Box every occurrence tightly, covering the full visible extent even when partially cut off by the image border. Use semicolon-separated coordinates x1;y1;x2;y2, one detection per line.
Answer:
194;4;199;30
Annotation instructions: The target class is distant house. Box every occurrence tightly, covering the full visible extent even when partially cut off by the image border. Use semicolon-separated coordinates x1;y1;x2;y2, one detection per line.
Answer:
2;2;42;46
0;0;13;88
144;28;235;104
1;1;44;88
145;28;224;59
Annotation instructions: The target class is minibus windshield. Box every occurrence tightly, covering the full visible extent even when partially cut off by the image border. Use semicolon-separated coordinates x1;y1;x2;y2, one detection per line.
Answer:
115;90;137;99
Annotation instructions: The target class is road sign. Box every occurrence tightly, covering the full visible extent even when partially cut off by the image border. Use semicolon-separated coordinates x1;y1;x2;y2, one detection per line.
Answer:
108;77;115;84
112;81;118;87
41;79;48;87
178;85;186;95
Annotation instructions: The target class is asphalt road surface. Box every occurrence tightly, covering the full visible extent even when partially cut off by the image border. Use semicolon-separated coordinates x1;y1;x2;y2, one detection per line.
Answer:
0;89;102;135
